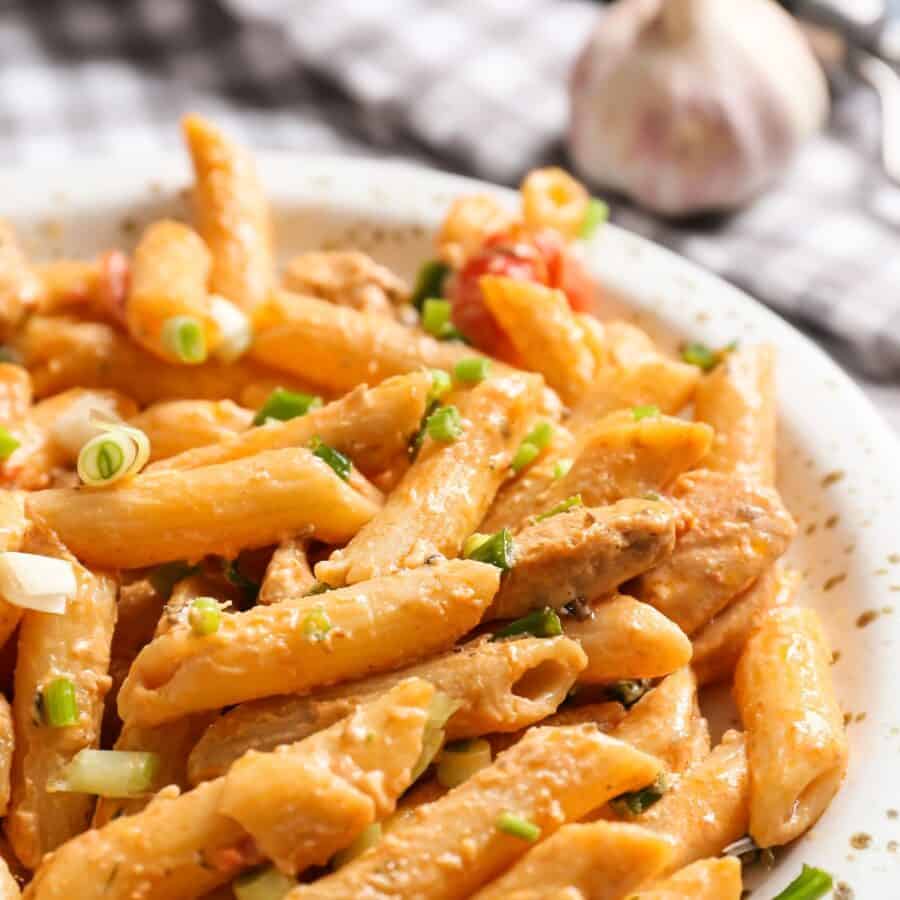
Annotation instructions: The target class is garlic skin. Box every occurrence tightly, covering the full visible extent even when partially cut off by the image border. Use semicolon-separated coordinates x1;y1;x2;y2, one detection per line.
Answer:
569;0;829;215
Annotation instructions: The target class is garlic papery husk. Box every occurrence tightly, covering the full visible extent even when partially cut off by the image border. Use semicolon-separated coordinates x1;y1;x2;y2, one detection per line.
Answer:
569;0;829;215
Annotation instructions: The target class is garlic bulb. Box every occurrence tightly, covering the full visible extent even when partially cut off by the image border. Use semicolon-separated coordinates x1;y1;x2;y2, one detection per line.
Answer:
569;0;829;215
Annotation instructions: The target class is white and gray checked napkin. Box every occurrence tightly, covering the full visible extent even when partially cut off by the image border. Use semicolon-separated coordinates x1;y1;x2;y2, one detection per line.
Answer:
2;0;899;386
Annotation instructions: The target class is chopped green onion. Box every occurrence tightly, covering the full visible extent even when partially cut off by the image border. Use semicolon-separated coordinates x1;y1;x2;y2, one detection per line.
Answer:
302;607;332;642
253;388;322;426
428;369;452;402
524;422;553;450
410;260;450;312
534;494;583;522
463;533;490;558
492;607;562;641
610;772;668;816
510;441;539;473
495;811;541;843
579;198;610;240
453;357;491;384
0;426;19;461
465;528;513;571
310;436;352;481
643;491;662;502
0;347;19;364
632;404;660;421
681;341;717;371
50;749;160;798
410;692;461;782
305;581;330;597
421;299;463;340
222;558;260;602
437;738;492;788
161;315;207;363
42;677;79;728
149;561;199;597
426;405;463;443
722;835;774;867
332;823;383;868
772;865;833;900
189;597;222;636
77;422;150;486
233;865;297;900
553;458;573;480
606;679;651;708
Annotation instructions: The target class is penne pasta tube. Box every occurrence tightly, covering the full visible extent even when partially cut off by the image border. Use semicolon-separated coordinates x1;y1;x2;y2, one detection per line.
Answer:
480;276;595;405
0;364;31;426
635;470;796;635
436;194;516;268
0;492;27;554
317;373;541;587
637;731;749;875
35;251;129;326
149;372;431;476
187;635;586;784
126;220;216;362
182;114;273;312
16;316;318;405
563;595;693;684
119;559;500;726
251;290;504;392
288;726;663;900
470;821;673;900
257;537;316;605
28;446;380;569
487;499;679;621
25;680;435;900
734;605;848;848
693;345;776;486
0;697;13;818
5;527;116;869
130;400;253;462
0;219;42;340
628;856;742;900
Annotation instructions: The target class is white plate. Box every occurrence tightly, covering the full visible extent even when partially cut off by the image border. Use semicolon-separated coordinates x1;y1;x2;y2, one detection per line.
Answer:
5;153;900;895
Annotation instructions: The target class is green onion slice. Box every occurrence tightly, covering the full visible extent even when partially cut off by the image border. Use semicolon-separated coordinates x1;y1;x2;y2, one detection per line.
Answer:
421;298;464;341
681;341;718;371
553;458;573;480
610;772;668;816
524;421;553;450
437;738;492;789
302;606;333;642
426;405;463;443
428;369;452;402
49;749;160;798
579;198;610;240
332;822;383;869
510;441;539;473
410;691;461;782
310;436;352;481
233;865;297;900
492;607;562;641
534;494;583;522
495;811;541;842
453;357;491;384
42;677;79;727
222;557;261;602
189;597;223;636
0;426;19;461
606;678;651;708
77;419;150;487
771;864;833;900
410;260;450;312
632;404;660;421
208;294;252;363
160;315;207;364
253;388;322;426
465;528;513;571
462;533;490;558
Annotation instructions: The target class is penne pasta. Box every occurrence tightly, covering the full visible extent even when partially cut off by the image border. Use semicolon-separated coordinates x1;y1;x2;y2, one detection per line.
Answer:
288;726;662;900
118;559;500;726
257;537;316;605
182;114;273;312
316;373;541;587
486;499;679;620
0;219;42;340
35;251;129;326
0;697;13;818
734;605;848;848
28;446;380;569
0;364;31;426
628;856;742;900
187;635;586;784
436;194;516;268
471;822;673;900
0;492;27;554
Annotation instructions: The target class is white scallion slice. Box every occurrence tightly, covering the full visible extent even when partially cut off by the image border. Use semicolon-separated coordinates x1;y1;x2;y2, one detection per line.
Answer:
332;822;382;868
48;749;160;797
0;552;77;614
233;865;297;900
409;691;461;782
209;294;252;363
436;738;493;789
77;419;150;486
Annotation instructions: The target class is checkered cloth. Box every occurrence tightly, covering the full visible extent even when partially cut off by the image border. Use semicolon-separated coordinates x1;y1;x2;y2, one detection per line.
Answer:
2;0;900;382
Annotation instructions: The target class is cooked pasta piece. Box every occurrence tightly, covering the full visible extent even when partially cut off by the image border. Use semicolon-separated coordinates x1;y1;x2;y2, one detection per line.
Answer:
130;400;253;462
636;731;749;875
5;526;116;869
251;290;502;392
288;726;662;900
0;219;42;340
471;822;672;900
28;446;380;569
187;635;586;784
520;167;591;238
628;857;742;900
149;372;430;476
0;492;27;554
563;595;692;684
257;537;316;605
436;194;516;268
182;114;273;312
0;364;31;425
481;276;594;404
486;499;678;621
734;605;848;848
635;470;796;635
316;373;541;587
24;680;434;900
119;559;500;726
0;697;13;818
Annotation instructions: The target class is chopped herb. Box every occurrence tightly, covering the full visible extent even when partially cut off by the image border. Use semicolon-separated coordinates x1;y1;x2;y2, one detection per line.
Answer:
222;558;260;602
681;341;718;371
525;421;553;450
632;404;660;421
409;399;439;459
611;772;668;816
305;581;330;596
253;388;322;425
453;357;491;384
492;607;562;641
302;607;332;642
553;458;573;480
428;369;452;402
511;422;553;474
463;533;490;558
0;426;19;461
160;315;206;363
410;259;450;312
510;441;539;473
495;811;541;843
579;197;610;240
643;491;662;502
437;738;492;788
149;561;199;597
426;405;463;443
42;677;79;727
310;436;352;481
332;823;383;869
189;597;222;636
50;749;160;798
466;528;513;570
772;865;833;900
421;298;464;340
606;678;651;708
535;494;583;522
233;864;297;900
410;692;461;781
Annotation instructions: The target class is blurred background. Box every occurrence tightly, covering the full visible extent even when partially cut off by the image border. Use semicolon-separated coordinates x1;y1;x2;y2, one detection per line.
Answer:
2;0;899;426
